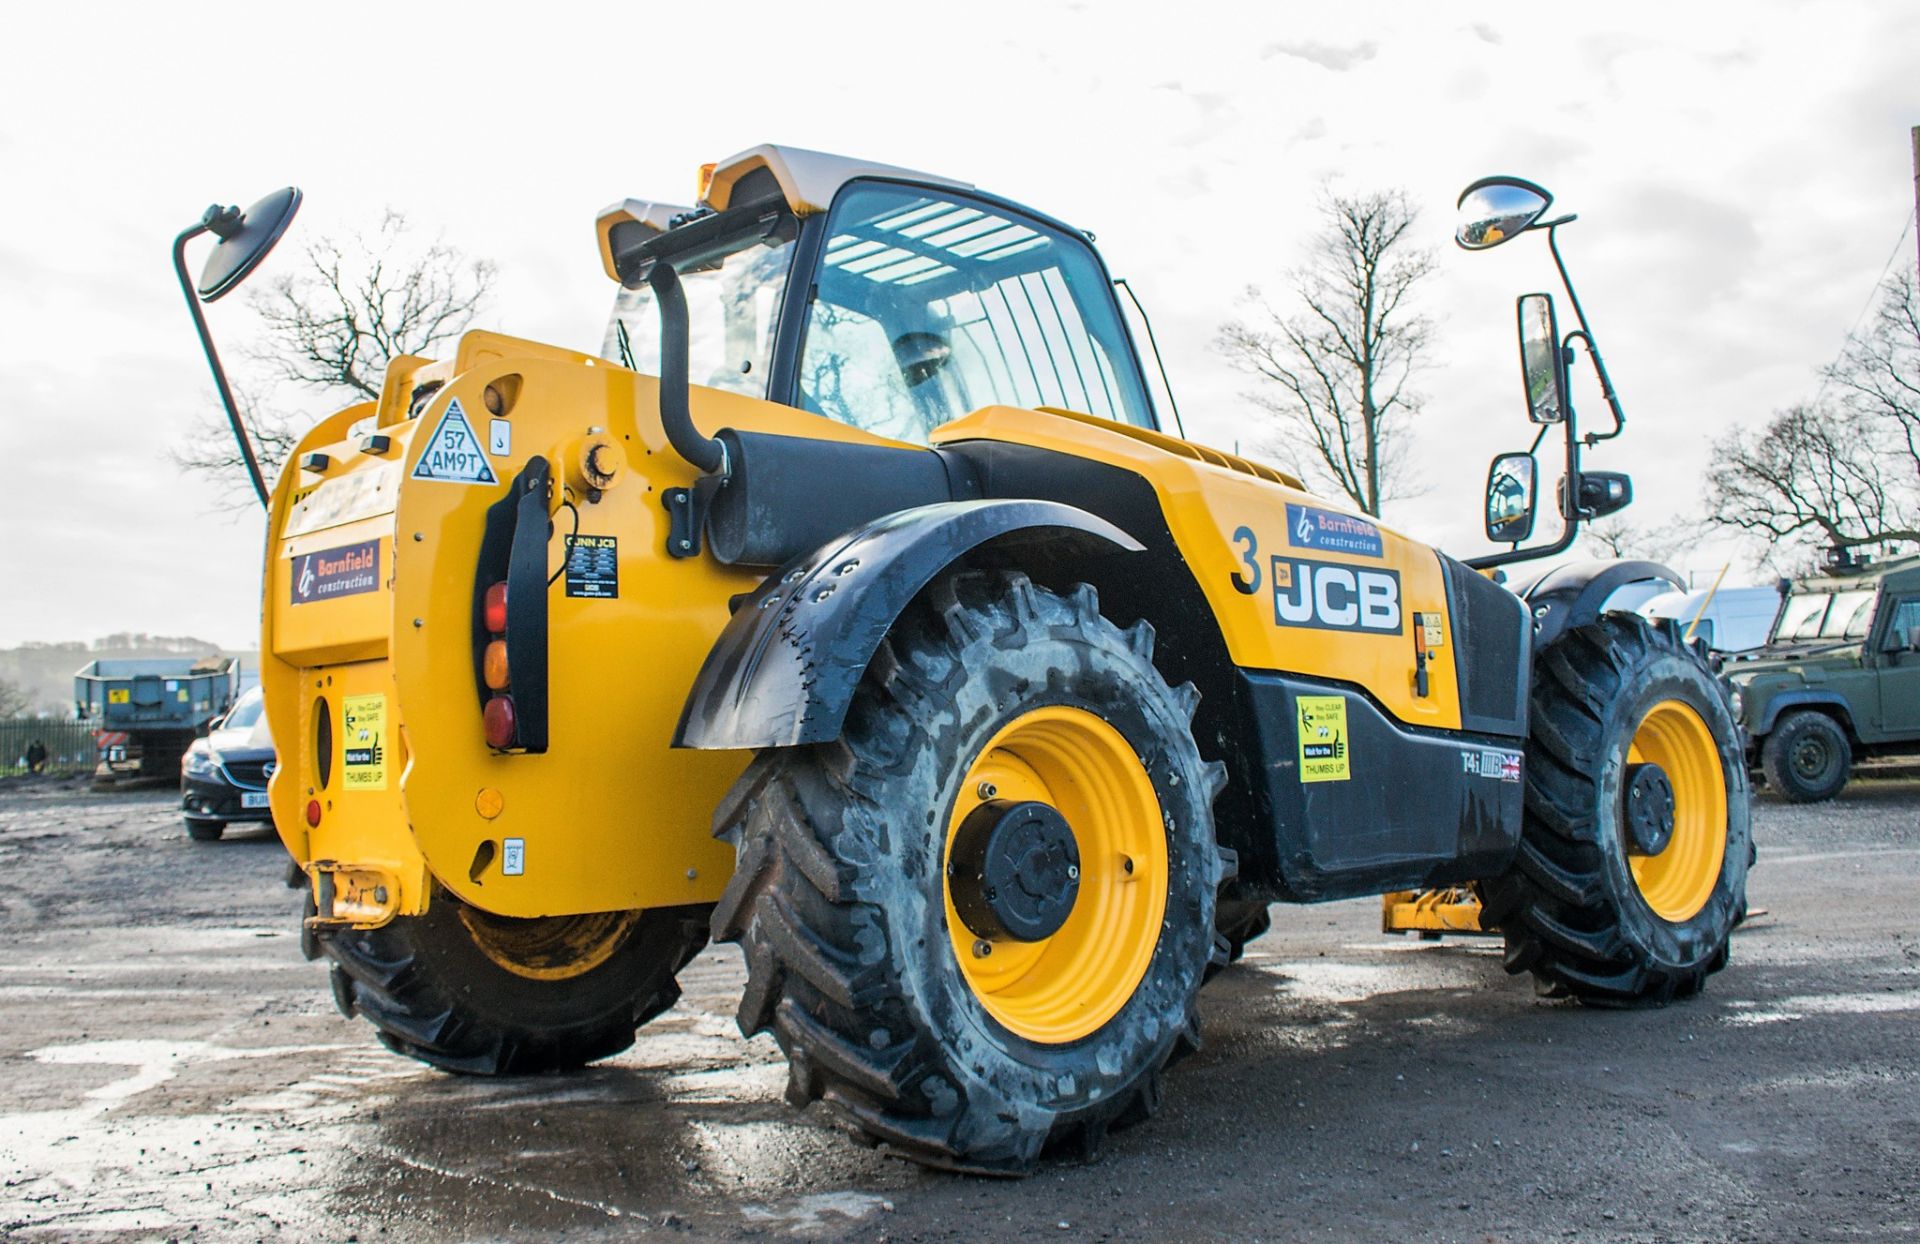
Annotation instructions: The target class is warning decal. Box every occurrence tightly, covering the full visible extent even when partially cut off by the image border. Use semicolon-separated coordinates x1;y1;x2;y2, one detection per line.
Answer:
410;399;498;485
341;693;389;790
1297;694;1351;784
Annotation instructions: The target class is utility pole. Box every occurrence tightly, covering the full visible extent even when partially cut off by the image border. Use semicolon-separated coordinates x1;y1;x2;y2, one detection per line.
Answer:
1912;125;1919;282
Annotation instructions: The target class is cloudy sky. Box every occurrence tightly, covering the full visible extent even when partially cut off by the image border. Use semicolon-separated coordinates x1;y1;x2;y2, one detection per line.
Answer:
2;1;1914;647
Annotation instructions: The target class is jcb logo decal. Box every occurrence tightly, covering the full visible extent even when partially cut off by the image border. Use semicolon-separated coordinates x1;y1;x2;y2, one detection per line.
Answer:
1271;557;1402;634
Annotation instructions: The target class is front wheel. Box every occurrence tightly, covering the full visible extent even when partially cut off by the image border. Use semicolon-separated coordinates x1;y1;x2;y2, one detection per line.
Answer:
1482;616;1751;1004
1760;710;1851;803
185;820;225;842
712;572;1229;1173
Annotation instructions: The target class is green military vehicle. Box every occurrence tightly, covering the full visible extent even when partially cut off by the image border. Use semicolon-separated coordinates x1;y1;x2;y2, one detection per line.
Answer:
1728;553;1920;801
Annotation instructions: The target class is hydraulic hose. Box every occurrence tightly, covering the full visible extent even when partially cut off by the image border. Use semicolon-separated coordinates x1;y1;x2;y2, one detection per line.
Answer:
647;263;727;476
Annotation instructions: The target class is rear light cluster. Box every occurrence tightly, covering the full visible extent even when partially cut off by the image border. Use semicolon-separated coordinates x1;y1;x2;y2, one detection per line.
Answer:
482;581;517;749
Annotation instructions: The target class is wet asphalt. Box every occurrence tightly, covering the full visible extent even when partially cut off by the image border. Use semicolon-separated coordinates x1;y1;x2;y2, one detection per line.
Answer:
0;776;1914;1242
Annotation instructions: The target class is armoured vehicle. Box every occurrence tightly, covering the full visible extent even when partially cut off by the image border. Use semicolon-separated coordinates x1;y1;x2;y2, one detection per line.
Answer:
1729;552;1920;802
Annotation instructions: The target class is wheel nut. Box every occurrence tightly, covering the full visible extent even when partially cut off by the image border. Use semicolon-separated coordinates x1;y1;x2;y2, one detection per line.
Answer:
973;939;993;958
1122;856;1135;874
1067;864;1079;880
977;781;998;799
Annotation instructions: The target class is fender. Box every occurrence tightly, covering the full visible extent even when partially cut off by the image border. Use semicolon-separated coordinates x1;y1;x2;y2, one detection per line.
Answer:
1749;689;1854;739
1520;559;1684;650
675;499;1143;750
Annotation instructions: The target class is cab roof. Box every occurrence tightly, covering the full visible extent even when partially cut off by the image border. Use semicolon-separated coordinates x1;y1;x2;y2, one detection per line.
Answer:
595;144;972;284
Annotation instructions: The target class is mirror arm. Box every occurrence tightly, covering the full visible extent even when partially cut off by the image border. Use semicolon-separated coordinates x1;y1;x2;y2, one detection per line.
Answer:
1546;223;1626;445
172;211;269;510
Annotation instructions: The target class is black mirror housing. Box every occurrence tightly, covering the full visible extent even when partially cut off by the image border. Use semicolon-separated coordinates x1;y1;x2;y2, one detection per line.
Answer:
1456;176;1554;251
197;187;302;302
1573;470;1633;519
1485;453;1538;543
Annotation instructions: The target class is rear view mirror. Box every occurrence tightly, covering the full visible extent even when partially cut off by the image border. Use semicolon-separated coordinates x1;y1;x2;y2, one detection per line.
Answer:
1456;176;1553;251
195;187;303;302
1517;293;1568;424
1485;453;1537;543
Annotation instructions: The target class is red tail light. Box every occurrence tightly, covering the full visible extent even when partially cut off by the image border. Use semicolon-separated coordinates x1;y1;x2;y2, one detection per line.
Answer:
484;582;509;634
305;799;322;828
483;696;517;750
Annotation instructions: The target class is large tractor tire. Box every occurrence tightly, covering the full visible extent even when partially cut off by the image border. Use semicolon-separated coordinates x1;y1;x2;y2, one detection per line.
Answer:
317;890;708;1074
1760;709;1852;803
712;572;1230;1173
1210;897;1272;974
1482;615;1750;1005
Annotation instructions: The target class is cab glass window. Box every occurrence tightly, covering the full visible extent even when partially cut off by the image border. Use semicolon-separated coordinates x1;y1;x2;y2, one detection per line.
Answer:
795;183;1153;443
602;229;795;398
1775;593;1831;641
1823;589;1877;639
1881;596;1920;648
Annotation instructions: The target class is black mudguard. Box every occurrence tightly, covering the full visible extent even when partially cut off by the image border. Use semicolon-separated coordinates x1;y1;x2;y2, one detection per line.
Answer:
675;499;1142;750
1518;558;1684;650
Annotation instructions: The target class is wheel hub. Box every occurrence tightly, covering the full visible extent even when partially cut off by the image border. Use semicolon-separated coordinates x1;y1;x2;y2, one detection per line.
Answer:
1624;762;1677;856
948;799;1080;943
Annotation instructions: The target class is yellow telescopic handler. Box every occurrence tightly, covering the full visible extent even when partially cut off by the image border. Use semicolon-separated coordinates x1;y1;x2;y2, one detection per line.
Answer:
173;149;1748;1173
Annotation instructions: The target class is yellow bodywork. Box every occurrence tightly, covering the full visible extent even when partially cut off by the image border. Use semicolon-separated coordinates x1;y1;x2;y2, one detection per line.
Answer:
265;330;1468;925
1381;887;1490;936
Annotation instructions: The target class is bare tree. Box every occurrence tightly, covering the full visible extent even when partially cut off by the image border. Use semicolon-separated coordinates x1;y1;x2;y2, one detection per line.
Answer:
0;677;30;718
1582;517;1692;564
178;211;495;498
1825;269;1920;463
1219;187;1436;516
1705;272;1920;563
1705;403;1918;561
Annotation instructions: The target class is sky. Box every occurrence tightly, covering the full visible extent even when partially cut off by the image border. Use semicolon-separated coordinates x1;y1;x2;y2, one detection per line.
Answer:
1;1;1915;648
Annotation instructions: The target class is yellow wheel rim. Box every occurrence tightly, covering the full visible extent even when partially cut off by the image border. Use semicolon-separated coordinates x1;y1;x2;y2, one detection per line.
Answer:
944;706;1168;1045
1626;699;1727;922
458;907;641;981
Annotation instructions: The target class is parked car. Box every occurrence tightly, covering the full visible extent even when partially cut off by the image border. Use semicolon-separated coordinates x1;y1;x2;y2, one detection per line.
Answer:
1726;553;1920;801
1638;583;1784;654
180;686;276;841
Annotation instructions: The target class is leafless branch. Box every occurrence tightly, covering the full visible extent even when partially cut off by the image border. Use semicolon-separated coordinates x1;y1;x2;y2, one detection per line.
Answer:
1217;185;1435;516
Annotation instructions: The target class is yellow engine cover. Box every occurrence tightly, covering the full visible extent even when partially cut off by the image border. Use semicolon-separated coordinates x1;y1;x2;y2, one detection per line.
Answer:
263;331;1465;923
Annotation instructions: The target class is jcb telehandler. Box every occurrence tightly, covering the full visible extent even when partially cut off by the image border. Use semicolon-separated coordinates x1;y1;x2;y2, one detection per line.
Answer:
174;148;1749;1173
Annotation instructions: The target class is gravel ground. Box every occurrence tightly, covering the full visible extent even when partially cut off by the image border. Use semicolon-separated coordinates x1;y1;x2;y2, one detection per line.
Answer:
0;775;1914;1242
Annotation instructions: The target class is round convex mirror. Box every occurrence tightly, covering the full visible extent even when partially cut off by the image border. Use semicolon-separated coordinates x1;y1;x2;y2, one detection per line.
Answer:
1456;176;1553;251
198;187;303;302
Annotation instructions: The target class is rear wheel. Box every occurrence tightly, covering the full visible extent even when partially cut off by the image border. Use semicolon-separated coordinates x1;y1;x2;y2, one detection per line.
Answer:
1482;616;1750;1004
319;890;707;1074
1760;709;1851;803
1211;897;1272;972
712;572;1229;1173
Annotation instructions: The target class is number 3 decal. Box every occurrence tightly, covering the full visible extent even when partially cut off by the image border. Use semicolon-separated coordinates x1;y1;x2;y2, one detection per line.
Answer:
1230;525;1260;595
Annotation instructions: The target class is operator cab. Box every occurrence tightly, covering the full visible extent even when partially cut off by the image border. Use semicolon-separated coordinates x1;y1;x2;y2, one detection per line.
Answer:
598;145;1159;444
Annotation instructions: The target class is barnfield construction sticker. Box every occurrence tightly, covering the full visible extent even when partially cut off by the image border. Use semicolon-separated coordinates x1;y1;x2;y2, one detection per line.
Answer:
341;694;388;789
1297;694;1351;783
410;399;498;485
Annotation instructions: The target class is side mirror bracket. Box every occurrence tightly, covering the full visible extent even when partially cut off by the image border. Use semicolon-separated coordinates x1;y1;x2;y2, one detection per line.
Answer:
172;188;303;510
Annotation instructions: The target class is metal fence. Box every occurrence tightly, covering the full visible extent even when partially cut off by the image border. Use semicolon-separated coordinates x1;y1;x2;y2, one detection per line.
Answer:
0;719;101;776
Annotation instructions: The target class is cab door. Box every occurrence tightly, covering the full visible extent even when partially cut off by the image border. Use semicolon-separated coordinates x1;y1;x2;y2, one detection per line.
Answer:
1874;593;1920;736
